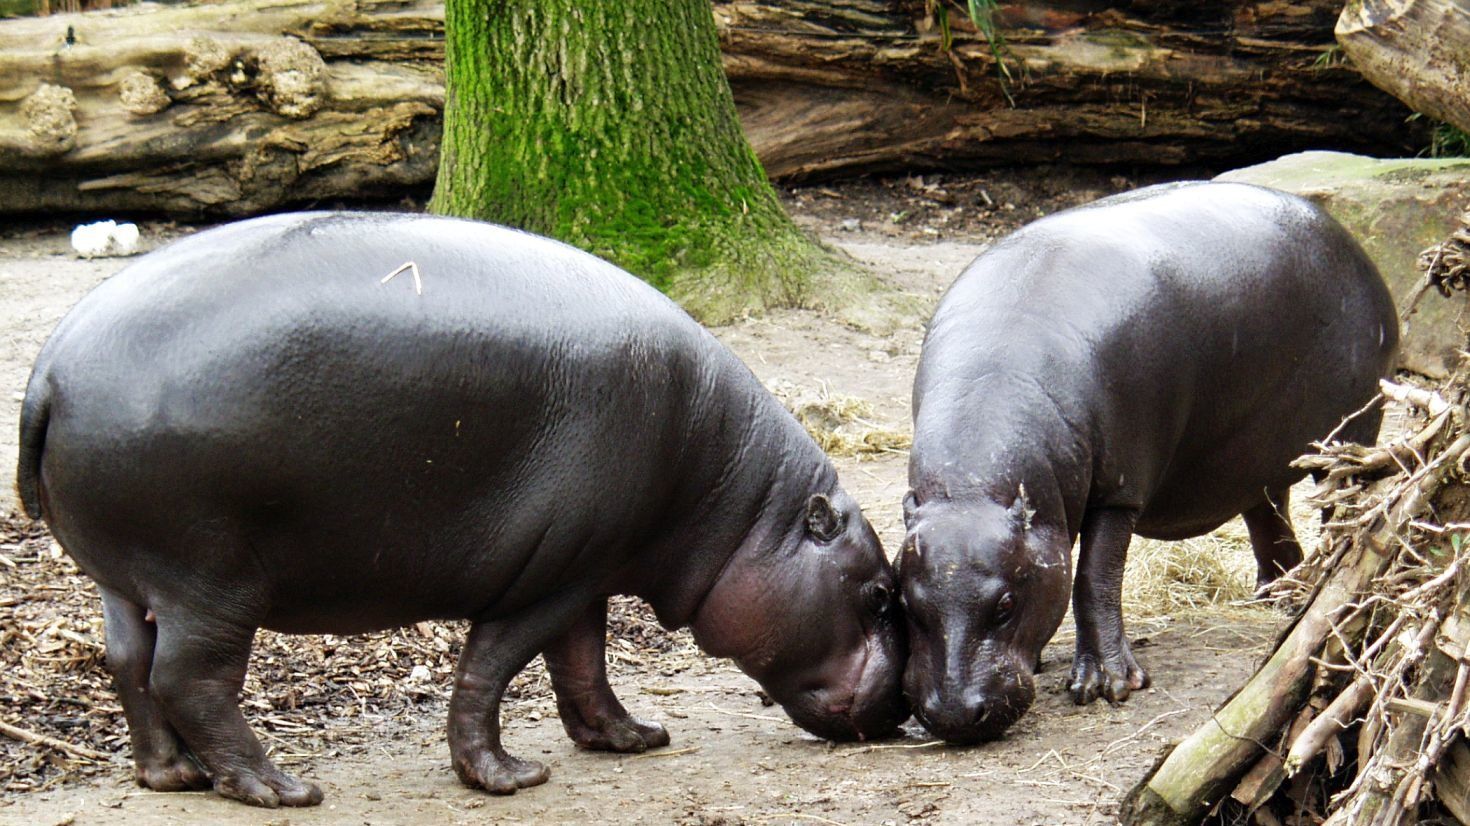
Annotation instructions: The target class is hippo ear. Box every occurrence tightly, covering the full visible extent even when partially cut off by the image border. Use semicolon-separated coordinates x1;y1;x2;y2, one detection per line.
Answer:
806;494;846;543
902;491;918;527
1008;483;1035;531
899;534;922;571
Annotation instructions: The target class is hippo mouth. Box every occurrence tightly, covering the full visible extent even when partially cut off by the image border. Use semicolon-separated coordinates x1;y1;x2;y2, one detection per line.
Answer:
912;699;1015;745
907;653;1035;745
782;623;908;742
849;632;909;739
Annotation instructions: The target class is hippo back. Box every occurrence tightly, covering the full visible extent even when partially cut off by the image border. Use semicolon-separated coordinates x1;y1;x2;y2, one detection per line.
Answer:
914;182;1397;535
22;213;806;631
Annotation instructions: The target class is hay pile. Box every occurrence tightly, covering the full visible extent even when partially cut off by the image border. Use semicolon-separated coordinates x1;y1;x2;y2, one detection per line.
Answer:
0;513;693;795
767;379;912;459
1123;217;1470;826
1122;529;1260;621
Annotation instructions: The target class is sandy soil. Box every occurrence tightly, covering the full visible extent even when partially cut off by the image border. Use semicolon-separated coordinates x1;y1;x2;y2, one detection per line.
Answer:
0;170;1294;825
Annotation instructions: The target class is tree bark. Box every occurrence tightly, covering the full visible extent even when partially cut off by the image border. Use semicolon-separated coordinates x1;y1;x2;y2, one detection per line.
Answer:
430;0;836;320
0;0;1427;218
1336;0;1470;138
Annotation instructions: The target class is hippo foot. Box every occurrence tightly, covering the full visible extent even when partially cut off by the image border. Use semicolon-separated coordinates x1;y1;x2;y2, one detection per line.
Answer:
455;750;549;795
1068;648;1149;705
135;752;211;792
214;766;324;808
565;714;670;753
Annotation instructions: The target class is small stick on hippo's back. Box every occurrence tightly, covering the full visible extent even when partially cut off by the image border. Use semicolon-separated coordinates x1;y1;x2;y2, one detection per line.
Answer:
380;260;422;295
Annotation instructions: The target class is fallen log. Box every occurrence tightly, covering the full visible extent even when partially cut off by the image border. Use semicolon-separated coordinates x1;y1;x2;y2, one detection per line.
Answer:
719;0;1426;179
0;0;1428;216
0;0;445;215
1337;0;1470;138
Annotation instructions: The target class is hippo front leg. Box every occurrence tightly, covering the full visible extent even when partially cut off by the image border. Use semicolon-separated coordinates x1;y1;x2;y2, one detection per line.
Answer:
100;590;210;792
1069;507;1149;705
543;599;670;753
447;590;594;794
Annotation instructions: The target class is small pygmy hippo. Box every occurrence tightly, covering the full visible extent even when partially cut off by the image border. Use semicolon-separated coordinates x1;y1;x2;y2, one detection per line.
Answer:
17;212;908;807
899;182;1397;743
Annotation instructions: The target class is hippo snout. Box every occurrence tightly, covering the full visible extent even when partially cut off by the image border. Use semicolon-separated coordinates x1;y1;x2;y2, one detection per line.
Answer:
907;656;1034;744
912;692;991;745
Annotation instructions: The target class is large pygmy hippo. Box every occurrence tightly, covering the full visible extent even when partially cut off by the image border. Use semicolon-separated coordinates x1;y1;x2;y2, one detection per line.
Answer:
17;212;907;807
899;182;1398;743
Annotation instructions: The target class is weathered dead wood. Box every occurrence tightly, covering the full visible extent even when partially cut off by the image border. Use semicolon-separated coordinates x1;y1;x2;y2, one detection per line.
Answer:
0;0;445;214
718;0;1426;179
1284;672;1374;777
1436;738;1470;826
1337;0;1470;137
1421;210;1470;297
0;0;1429;216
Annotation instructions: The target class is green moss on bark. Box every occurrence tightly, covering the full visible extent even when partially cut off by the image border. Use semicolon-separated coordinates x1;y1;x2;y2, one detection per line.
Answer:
431;0;848;322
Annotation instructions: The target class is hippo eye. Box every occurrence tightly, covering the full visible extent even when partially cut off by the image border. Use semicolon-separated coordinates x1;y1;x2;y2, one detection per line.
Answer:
995;592;1015;624
863;582;893;616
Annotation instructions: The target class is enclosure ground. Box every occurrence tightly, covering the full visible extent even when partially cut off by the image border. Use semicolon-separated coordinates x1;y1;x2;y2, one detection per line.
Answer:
0;167;1295;825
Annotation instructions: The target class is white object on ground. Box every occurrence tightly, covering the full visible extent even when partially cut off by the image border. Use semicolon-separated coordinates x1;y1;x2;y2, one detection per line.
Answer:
70;220;141;258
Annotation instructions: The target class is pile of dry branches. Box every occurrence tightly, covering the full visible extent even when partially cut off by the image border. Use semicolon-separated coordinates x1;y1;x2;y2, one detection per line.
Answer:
1421;209;1470;298
1123;220;1470;825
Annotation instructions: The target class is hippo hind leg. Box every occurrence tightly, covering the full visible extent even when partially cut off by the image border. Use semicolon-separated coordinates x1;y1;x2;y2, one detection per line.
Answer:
100;589;210;792
1242;487;1303;590
544;599;670;753
447;587;597;795
149;605;323;807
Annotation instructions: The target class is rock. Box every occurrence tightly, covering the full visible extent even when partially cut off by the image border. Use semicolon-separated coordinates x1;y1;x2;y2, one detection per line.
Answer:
1218;151;1470;378
70;220;141;259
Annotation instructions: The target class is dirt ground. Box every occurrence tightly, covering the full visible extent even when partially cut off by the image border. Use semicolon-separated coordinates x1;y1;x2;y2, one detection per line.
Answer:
0;168;1297;825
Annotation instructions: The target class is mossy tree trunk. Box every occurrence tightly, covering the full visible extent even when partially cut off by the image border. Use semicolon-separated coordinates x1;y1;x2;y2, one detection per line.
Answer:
429;0;838;321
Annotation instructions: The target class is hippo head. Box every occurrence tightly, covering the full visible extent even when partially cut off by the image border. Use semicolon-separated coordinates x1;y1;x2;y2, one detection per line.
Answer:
689;489;908;742
898;488;1071;743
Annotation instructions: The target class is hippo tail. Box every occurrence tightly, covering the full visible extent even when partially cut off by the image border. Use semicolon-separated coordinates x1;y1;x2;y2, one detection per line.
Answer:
16;372;50;520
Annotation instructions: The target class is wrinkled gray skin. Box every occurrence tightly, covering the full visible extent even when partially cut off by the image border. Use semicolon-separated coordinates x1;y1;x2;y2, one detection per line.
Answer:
901;182;1398;743
16;213;907;808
